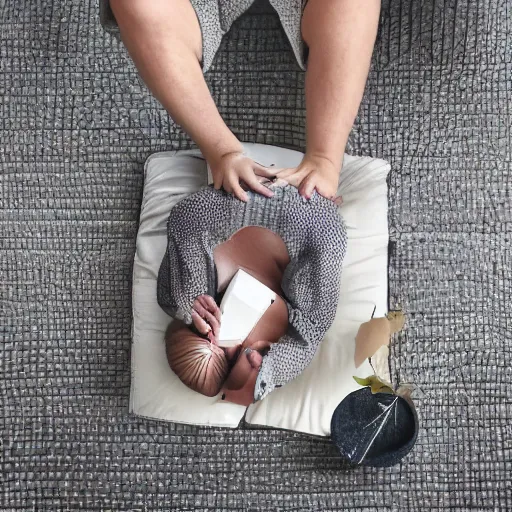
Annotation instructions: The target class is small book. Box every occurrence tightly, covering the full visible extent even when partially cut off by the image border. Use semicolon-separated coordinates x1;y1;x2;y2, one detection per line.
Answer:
217;269;276;348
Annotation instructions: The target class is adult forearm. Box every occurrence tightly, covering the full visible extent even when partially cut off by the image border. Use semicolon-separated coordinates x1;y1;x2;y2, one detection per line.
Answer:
153;50;242;161
303;0;381;169
124;39;242;162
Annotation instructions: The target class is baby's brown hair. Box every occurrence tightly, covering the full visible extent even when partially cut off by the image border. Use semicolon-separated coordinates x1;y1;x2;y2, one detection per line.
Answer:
165;322;228;397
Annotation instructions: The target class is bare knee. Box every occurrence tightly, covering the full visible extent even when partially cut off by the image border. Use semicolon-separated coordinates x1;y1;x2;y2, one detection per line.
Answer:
301;0;341;47
110;0;202;60
110;0;154;25
110;0;180;24
302;0;380;47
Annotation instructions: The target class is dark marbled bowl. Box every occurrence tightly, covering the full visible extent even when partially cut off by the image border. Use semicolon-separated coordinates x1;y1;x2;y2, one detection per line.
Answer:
330;387;419;467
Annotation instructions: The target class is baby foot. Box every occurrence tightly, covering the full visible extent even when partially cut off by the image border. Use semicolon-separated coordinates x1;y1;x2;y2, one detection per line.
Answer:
191;294;221;343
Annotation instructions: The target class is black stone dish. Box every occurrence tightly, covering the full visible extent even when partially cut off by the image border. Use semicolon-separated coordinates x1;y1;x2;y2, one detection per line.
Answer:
330;387;419;467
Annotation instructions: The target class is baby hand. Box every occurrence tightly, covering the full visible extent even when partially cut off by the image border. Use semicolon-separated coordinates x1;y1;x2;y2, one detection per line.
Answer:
191;294;221;343
208;151;276;202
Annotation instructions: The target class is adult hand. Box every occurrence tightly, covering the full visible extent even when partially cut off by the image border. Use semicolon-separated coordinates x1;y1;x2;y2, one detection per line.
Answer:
277;153;340;200
208;151;277;202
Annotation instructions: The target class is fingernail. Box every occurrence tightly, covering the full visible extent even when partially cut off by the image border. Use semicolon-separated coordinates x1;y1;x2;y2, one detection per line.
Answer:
244;348;253;355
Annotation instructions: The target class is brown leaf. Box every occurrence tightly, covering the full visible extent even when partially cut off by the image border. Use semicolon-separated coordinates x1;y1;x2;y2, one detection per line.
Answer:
370;345;390;382
386;310;405;334
354;317;391;368
396;384;414;400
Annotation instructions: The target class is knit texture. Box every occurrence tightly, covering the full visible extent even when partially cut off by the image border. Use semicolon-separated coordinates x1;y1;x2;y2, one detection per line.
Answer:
4;0;511;508
157;185;347;400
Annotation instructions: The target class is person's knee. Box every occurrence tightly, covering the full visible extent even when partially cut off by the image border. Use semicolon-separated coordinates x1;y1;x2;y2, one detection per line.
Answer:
110;0;202;60
301;0;326;46
110;0;149;25
302;0;380;46
301;0;344;47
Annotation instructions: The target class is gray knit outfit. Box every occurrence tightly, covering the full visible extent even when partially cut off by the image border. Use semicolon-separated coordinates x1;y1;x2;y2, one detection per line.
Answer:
103;0;307;72
157;185;347;401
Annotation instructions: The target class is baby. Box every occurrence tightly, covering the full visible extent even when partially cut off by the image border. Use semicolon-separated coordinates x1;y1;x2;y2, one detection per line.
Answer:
164;226;291;405
157;182;347;404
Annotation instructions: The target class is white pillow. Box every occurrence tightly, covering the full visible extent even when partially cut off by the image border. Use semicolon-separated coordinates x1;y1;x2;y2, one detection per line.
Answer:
130;144;390;435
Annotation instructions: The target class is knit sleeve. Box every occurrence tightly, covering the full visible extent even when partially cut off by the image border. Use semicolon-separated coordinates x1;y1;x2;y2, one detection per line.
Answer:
156;198;217;325
254;210;347;401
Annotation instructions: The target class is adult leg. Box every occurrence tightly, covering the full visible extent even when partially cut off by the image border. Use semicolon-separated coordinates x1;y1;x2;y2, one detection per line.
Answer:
303;0;380;168
281;0;380;198
110;0;242;163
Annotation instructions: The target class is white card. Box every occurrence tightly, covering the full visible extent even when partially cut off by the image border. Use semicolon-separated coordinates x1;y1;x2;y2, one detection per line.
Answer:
217;269;276;347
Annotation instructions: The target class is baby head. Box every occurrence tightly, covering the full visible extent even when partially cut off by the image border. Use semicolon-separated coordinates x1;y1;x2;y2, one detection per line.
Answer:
165;322;229;397
165;291;289;399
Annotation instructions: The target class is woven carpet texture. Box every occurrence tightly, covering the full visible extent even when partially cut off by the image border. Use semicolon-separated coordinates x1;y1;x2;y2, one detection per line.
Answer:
0;0;511;510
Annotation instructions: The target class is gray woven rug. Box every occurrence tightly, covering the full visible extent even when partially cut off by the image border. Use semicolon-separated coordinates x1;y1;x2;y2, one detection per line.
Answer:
1;0;511;510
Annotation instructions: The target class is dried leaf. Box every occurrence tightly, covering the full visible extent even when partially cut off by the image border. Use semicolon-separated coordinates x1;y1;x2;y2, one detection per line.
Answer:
354;317;391;367
353;375;372;387
370;345;390;382
396;384;414;400
353;375;395;395
386;310;405;334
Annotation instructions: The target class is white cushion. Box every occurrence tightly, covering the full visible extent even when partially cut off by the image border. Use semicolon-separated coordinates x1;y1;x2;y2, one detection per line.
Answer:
130;143;390;435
